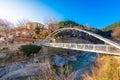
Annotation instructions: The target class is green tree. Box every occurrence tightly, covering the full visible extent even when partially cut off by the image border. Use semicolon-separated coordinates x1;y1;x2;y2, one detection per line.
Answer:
19;44;41;57
35;27;40;34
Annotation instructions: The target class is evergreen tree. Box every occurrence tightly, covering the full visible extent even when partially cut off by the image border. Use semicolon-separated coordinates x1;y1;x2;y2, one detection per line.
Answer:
35;27;40;34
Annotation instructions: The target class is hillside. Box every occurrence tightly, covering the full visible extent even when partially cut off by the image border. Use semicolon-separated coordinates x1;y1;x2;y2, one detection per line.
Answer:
58;20;80;27
103;22;120;40
57;20;111;39
103;22;120;31
58;20;97;31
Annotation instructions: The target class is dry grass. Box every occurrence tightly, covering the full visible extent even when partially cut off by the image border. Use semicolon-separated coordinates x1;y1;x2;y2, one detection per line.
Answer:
84;55;120;80
27;64;74;80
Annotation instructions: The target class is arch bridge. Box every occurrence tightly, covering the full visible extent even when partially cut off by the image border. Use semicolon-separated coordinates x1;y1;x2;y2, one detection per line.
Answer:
41;28;120;56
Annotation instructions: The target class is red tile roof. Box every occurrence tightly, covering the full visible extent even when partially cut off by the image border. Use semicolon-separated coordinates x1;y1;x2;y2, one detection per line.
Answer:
14;37;35;42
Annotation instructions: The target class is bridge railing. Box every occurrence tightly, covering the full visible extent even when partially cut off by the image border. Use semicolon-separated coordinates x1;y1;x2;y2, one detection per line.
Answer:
42;42;120;54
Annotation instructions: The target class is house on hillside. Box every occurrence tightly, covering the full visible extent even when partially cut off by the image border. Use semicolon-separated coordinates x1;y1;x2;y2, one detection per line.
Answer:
26;22;49;36
0;30;6;37
11;27;34;37
0;36;6;42
6;22;48;40
13;36;35;43
26;22;44;30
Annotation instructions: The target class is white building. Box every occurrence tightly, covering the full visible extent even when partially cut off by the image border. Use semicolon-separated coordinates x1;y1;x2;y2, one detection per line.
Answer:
26;22;44;30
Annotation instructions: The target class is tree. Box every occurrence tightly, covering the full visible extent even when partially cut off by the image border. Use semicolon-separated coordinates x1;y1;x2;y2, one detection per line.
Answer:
44;17;59;33
58;20;79;27
0;19;14;44
17;19;29;27
19;44;41;57
35;26;40;34
32;27;41;39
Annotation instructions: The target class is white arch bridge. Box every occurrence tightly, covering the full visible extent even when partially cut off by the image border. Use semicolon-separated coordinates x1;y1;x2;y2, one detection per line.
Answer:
41;28;120;56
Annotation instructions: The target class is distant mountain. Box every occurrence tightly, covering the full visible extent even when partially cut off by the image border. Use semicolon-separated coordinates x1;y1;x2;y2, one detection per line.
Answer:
103;22;120;40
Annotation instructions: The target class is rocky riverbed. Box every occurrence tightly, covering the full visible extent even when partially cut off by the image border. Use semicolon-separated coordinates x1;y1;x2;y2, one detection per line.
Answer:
49;52;98;79
0;50;98;80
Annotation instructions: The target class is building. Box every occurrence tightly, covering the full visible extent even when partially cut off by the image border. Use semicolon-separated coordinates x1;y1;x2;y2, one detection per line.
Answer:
14;36;35;43
0;36;6;42
26;22;44;30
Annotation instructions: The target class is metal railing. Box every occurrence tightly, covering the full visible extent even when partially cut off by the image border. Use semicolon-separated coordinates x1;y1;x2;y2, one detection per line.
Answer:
42;42;120;55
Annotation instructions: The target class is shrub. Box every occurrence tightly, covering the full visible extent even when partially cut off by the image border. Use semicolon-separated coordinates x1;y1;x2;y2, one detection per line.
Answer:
19;44;41;56
35;26;40;34
32;34;36;39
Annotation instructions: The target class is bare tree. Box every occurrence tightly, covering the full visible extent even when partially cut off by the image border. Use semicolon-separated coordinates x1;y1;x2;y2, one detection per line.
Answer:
44;17;59;33
16;19;29;27
0;19;14;44
44;17;57;26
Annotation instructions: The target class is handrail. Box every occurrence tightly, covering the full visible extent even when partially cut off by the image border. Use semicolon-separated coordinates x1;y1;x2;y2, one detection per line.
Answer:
42;42;120;55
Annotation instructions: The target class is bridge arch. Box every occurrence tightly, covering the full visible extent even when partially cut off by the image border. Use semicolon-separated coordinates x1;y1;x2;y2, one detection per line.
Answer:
44;28;120;49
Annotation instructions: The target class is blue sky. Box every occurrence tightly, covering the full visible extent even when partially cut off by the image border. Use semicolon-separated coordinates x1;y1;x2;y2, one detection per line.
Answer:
0;0;120;28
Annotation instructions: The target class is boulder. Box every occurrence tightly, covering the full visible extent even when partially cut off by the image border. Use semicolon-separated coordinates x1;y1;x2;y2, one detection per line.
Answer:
50;55;78;66
5;62;25;73
0;68;6;77
50;58;55;66
88;56;96;62
66;56;77;62
0;53;7;58
51;55;67;67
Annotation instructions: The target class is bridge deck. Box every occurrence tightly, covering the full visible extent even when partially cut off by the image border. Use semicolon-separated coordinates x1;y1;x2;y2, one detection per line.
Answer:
42;43;120;55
